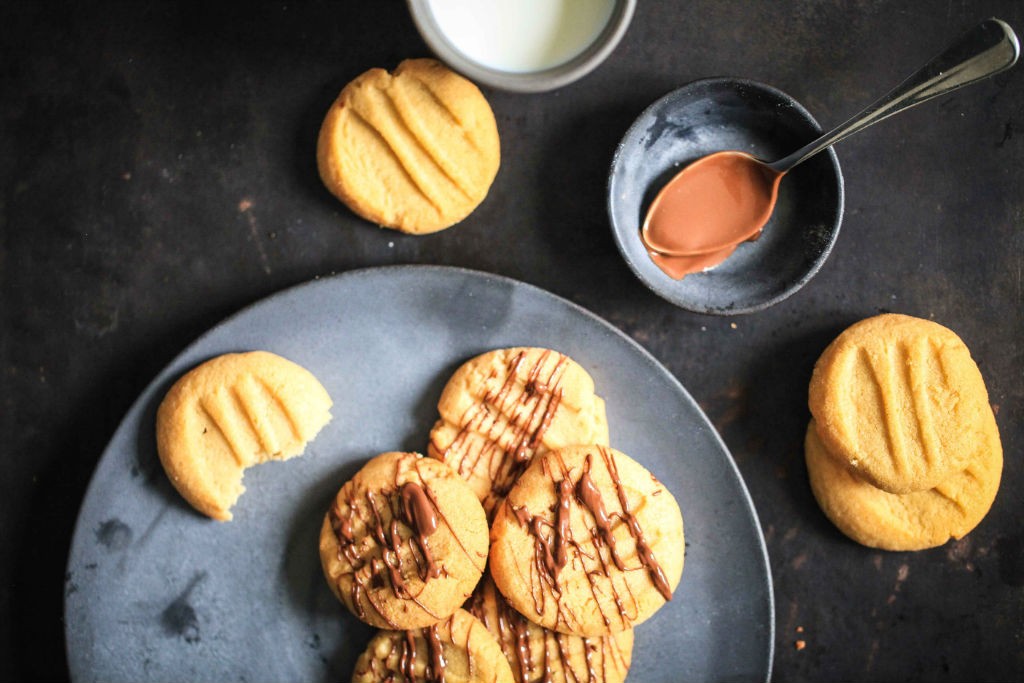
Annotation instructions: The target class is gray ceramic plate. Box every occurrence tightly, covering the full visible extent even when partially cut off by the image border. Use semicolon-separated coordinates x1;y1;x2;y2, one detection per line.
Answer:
64;265;774;682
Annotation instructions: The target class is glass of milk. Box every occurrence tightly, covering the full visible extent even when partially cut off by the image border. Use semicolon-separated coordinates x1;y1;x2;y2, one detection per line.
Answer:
408;0;636;92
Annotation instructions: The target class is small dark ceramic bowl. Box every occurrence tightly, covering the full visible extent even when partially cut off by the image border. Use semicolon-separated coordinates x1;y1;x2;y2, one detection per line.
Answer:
608;78;844;315
407;0;636;93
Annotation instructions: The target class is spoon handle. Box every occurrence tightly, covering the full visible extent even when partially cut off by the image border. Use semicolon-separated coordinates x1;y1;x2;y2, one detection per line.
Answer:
768;18;1019;173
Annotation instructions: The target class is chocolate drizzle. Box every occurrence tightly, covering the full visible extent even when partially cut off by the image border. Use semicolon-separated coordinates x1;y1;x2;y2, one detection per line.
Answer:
553;477;573;572
576;456;625;572
507;350;566;462
512;506;561;584
329;497;360;565
402;481;441;580
396;622;447;683
597;447;673;602
329;493;401;627
400;630;417;680
508;501;566;618
425;623;447;681
393;626;446;683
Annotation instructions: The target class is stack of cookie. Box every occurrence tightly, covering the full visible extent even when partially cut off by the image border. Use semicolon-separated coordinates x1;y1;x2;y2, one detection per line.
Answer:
805;314;1002;551
322;347;686;682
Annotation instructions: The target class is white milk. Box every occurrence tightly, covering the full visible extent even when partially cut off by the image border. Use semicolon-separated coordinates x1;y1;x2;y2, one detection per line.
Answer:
428;0;616;73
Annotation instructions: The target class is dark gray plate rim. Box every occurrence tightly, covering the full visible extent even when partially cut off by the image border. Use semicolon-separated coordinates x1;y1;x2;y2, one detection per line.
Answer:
64;264;774;682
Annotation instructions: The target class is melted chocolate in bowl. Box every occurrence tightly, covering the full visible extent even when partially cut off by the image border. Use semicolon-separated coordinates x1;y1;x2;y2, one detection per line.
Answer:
608;78;845;315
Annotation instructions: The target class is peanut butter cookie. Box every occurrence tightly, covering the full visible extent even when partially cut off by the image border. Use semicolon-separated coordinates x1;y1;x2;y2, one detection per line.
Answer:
429;347;609;518
320;451;489;630
156;351;333;521
489;445;684;637
466;574;634;683
805;416;1001;551
352;608;514;683
809;313;994;493
317;58;500;234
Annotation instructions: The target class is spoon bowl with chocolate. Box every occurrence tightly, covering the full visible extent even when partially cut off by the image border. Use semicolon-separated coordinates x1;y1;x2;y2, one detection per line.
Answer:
610;18;1019;315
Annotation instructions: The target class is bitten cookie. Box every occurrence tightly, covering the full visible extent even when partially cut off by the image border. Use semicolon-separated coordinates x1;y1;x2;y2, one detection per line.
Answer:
428;347;610;517
466;574;634;683
489;445;684;637
809;314;994;493
805;416;1002;551
317;58;501;235
351;609;514;683
320;451;489;630
156;351;333;521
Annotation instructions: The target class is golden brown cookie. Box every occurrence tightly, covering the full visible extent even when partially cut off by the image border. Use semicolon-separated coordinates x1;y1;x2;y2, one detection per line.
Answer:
466;574;634;683
805;416;1002;551
428;347;609;517
156;351;333;521
489;445;684;637
317;58;501;235
320;451;489;630
351;609;514;683
809;313;994;493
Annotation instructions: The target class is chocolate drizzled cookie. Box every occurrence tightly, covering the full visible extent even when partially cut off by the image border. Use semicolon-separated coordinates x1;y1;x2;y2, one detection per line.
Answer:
352;609;514;683
466;574;634;683
320;451;489;630
489;445;684;637
429;348;609;518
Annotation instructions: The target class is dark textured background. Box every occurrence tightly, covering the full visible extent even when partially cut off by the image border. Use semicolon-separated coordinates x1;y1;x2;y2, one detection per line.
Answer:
2;1;1022;681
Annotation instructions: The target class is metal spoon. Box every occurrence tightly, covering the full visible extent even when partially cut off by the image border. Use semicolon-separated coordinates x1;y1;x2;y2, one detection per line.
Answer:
641;17;1019;259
